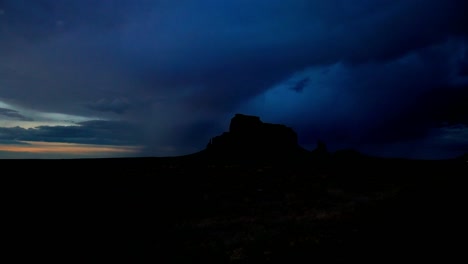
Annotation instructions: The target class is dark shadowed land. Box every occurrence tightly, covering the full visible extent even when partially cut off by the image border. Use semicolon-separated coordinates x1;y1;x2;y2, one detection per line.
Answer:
3;114;467;263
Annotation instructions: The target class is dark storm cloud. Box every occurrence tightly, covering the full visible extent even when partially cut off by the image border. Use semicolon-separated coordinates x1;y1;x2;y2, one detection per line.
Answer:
2;0;467;108
242;38;468;158
0;107;33;121
0;0;147;38
0;0;467;157
127;0;468;111
86;98;132;114
290;78;310;93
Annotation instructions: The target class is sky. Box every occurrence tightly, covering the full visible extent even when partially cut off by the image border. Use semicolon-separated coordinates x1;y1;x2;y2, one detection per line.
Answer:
0;0;467;159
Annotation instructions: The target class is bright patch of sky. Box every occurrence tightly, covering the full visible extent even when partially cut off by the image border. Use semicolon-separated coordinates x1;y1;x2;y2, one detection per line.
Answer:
0;99;100;128
0;141;142;159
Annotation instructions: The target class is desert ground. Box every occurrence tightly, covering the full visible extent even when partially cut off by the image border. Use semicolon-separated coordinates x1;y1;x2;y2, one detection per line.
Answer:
3;153;467;263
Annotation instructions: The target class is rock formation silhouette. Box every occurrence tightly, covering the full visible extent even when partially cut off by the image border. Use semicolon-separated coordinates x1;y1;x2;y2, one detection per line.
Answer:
205;113;306;160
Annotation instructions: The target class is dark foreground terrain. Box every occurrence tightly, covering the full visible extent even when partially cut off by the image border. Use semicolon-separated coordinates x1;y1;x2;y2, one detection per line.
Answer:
3;153;467;263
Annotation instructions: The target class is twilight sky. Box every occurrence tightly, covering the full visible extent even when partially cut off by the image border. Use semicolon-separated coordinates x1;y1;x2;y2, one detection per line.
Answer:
0;0;467;159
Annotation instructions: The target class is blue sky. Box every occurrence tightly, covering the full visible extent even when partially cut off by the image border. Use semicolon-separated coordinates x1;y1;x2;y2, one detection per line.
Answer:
0;0;467;159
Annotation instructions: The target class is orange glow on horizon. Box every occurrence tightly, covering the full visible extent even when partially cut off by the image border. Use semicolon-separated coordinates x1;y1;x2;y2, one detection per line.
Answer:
0;141;142;155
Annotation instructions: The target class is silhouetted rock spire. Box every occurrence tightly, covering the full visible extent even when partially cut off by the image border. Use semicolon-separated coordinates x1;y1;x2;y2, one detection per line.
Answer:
312;140;328;156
